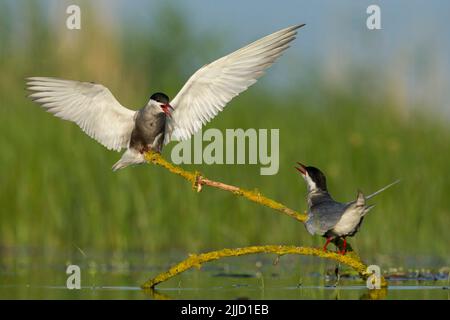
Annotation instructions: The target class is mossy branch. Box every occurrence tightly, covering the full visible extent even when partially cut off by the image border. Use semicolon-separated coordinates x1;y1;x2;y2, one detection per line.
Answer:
144;151;306;223
143;151;386;289
141;245;387;289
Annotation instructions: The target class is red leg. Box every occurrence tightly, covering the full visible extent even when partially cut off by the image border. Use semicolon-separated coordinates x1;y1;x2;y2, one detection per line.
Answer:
339;238;347;255
323;237;332;251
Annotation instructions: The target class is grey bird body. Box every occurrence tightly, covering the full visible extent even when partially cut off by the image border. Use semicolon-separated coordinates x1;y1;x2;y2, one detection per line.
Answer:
305;190;372;239
130;104;167;154
295;162;399;253
111;92;171;171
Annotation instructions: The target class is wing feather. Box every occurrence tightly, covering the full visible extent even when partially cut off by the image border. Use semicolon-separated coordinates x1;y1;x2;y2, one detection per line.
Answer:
165;24;304;143
26;77;136;152
306;202;348;236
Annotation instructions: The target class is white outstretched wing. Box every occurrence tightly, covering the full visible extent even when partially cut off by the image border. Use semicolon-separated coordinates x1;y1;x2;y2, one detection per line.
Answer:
26;77;137;151
165;24;304;144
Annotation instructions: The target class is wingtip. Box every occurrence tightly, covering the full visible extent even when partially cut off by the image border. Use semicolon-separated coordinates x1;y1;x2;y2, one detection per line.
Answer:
26;76;42;82
281;24;305;38
25;76;63;83
25;77;34;87
291;23;306;31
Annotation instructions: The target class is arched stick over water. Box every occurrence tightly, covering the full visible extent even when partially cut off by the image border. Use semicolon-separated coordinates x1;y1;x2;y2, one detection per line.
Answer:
141;245;387;289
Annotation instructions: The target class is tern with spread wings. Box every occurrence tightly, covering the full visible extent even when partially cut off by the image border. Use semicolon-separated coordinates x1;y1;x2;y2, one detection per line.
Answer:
26;24;304;170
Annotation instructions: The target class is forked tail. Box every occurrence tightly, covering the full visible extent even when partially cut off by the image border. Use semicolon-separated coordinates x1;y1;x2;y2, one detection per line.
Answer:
365;179;400;200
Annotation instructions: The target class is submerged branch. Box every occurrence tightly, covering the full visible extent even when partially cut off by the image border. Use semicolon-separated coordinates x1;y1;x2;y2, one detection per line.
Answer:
144;151;306;223
141;245;387;289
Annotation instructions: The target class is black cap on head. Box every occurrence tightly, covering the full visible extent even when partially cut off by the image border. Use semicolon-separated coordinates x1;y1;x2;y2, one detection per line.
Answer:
150;92;170;104
306;166;328;191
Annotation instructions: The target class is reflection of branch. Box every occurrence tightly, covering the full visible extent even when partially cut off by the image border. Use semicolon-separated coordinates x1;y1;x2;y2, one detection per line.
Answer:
141;245;387;289
144;151;306;223
142;289;172;300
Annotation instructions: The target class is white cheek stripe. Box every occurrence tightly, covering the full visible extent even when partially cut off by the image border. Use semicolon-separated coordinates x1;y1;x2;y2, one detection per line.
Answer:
305;174;317;190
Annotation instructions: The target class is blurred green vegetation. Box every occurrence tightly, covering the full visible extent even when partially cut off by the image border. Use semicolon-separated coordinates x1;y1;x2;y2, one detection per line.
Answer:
0;1;449;263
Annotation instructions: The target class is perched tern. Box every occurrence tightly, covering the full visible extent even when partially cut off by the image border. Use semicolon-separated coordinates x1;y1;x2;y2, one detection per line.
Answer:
295;162;399;254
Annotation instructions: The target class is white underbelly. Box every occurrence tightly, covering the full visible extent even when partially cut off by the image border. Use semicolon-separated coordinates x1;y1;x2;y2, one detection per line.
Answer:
332;208;362;235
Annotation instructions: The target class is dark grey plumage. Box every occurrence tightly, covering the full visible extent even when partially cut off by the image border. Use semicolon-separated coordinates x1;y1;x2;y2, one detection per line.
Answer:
295;162;399;253
306;192;348;237
111;94;172;171
305;189;370;239
130;104;167;154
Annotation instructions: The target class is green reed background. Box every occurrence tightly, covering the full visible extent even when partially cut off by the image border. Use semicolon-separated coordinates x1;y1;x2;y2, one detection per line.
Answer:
0;1;449;262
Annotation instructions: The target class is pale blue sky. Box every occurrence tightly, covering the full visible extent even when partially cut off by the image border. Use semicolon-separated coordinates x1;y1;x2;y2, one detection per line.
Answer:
4;0;450;114
113;0;450;114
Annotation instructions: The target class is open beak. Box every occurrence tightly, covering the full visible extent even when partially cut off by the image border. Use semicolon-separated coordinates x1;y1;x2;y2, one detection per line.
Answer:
294;162;306;175
162;103;173;117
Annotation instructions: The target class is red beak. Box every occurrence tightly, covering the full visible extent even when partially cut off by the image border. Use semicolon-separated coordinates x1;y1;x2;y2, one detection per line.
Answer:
162;103;173;117
294;162;306;175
